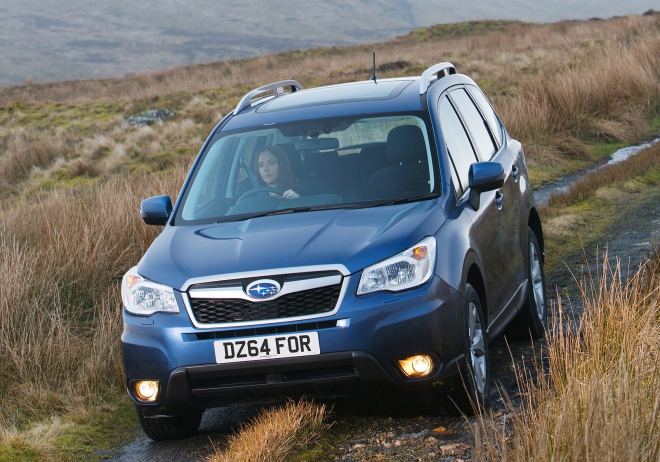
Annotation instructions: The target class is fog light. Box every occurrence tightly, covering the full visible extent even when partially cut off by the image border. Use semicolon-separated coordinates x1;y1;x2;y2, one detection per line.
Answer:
135;380;159;402
397;355;433;377
412;355;431;374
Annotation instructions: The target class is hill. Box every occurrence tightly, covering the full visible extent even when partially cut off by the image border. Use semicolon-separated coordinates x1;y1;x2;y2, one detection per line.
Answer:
0;0;655;84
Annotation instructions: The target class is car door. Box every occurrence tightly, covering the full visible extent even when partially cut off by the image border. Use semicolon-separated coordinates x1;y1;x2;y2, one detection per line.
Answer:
436;94;508;325
466;85;526;297
449;87;523;331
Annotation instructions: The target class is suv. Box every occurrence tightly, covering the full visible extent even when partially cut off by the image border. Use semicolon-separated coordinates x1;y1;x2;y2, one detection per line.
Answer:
121;62;547;441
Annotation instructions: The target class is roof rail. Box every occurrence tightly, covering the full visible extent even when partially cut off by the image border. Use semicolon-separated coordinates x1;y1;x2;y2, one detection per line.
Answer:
233;80;303;115
419;62;456;95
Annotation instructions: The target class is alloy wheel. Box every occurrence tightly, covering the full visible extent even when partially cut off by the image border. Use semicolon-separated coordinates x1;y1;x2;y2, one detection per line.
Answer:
468;301;486;394
530;242;545;320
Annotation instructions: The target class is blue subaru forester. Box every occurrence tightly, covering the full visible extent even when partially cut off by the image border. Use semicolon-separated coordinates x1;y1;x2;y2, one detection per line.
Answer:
121;62;547;440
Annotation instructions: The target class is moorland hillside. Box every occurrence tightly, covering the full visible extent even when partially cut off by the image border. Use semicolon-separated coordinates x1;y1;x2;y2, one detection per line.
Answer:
0;0;653;84
1;13;660;457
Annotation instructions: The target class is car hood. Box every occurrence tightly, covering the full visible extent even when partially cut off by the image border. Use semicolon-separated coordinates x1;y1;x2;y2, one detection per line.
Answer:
138;200;446;290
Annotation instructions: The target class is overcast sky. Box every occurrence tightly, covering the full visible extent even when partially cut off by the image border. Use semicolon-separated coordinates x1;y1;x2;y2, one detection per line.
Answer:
0;0;656;85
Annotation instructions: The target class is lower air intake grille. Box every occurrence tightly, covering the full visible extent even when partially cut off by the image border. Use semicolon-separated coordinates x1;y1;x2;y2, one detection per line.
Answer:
190;284;342;324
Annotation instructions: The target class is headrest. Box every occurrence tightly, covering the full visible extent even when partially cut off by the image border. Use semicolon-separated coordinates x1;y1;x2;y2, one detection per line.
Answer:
275;143;303;178
386;125;427;165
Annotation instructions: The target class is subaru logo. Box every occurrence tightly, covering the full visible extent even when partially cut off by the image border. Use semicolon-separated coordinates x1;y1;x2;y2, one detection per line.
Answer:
246;279;281;299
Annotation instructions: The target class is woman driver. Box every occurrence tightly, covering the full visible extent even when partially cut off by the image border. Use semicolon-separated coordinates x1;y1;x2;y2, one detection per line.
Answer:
255;146;302;199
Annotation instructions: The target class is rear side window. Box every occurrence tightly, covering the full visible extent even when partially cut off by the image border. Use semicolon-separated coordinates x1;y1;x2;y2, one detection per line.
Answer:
467;86;502;147
438;97;478;196
450;89;496;160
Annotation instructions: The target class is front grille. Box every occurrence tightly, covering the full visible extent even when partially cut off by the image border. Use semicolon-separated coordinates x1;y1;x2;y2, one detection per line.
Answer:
190;284;342;324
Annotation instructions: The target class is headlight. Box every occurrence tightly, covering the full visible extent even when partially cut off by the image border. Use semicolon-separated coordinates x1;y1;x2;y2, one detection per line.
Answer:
357;236;436;295
121;266;179;316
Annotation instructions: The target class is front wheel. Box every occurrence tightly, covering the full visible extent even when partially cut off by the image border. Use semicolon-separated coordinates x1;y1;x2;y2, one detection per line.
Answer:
136;408;203;441
438;283;490;415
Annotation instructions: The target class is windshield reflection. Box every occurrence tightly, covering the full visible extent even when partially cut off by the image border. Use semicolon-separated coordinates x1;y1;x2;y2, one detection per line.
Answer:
176;114;439;225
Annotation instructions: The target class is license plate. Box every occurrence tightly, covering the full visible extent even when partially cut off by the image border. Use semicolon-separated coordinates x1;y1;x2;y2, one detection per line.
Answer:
214;332;320;364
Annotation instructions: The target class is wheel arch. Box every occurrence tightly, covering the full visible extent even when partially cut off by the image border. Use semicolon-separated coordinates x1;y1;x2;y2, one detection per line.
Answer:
466;262;488;326
528;207;544;256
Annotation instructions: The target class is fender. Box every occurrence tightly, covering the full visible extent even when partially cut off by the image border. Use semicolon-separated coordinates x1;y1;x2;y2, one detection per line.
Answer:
434;210;488;305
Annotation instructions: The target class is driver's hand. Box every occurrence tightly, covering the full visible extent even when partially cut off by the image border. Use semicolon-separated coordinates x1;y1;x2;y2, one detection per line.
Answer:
281;189;300;199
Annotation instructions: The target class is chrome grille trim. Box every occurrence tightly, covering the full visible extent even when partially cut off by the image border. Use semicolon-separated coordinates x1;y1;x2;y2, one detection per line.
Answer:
181;265;351;329
188;275;341;302
179;264;350;291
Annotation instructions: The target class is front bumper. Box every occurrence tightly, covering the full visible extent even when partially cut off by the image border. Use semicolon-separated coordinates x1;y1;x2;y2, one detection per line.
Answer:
122;274;465;415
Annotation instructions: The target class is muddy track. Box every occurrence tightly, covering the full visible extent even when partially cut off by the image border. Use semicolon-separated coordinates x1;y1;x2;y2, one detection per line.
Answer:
108;144;660;462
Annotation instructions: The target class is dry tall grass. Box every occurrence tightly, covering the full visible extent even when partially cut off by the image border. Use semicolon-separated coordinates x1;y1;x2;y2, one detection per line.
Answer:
209;401;329;462
475;251;660;460
0;166;187;429
0;127;74;182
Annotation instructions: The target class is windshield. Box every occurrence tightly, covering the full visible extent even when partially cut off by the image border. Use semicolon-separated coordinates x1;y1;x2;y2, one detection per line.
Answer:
175;113;439;224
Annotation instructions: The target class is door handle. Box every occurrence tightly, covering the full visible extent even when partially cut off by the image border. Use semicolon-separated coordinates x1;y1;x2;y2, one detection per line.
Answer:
512;165;519;182
495;191;503;210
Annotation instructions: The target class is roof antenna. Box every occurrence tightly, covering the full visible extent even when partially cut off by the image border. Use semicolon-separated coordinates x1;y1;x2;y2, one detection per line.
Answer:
370;52;377;83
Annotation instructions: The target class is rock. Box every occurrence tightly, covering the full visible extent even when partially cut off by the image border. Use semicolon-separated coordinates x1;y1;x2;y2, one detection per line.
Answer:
125;109;176;127
426;436;438;444
394;440;402;447
440;443;469;457
432;426;447;433
352;443;365;450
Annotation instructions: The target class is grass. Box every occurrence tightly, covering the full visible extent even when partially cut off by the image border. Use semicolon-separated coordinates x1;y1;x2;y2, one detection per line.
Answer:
1;10;660;461
474;248;660;461
208;401;329;462
467;131;660;461
536;137;660;283
547;142;660;208
0;169;185;436
0;395;136;461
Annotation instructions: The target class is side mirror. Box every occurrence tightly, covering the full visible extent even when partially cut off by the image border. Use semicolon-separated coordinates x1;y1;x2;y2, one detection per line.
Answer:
468;162;505;210
140;195;173;225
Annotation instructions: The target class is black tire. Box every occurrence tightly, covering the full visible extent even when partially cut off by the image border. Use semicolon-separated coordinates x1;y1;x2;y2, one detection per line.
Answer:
136;408;203;441
506;227;547;340
438;283;491;416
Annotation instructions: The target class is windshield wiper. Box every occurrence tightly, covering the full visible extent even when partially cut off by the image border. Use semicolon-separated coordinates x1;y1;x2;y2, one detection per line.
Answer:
216;203;361;223
265;203;366;216
215;196;439;223
370;193;440;208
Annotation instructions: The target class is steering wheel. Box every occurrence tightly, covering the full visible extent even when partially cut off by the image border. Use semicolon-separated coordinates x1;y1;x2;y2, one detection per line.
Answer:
236;187;285;203
241;160;260;189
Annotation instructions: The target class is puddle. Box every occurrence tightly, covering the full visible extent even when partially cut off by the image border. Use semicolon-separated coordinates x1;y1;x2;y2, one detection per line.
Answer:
533;136;660;206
